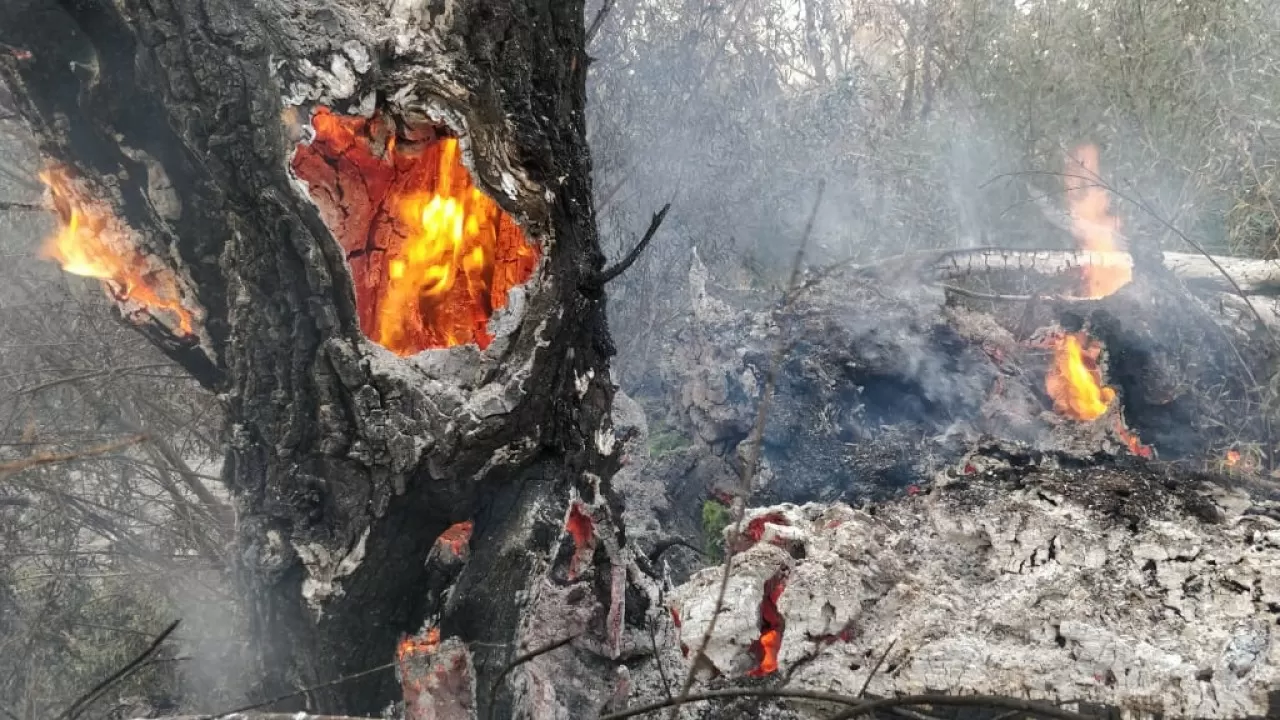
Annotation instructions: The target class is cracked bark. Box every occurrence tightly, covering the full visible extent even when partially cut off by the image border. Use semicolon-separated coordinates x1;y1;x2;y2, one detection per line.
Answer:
0;1;646;717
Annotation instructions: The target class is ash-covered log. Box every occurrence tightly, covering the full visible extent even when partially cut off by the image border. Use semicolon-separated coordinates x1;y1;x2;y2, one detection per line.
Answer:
654;453;1280;719
0;0;654;717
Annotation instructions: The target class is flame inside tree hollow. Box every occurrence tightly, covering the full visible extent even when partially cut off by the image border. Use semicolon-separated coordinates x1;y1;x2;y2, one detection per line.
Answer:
290;107;540;355
38;168;195;336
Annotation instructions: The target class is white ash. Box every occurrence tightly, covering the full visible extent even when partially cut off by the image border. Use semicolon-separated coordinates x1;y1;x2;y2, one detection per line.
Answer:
656;483;1280;719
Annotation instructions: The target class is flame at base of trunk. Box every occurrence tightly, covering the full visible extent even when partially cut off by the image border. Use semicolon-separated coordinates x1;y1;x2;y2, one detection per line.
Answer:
1043;329;1154;457
38;168;195;336
290;108;539;355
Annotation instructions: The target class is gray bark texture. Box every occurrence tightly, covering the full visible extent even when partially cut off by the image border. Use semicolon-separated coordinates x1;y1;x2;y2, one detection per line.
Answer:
0;1;651;717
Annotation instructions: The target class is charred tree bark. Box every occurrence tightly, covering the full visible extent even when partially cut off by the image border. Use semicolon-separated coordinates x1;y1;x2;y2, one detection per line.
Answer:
0;1;647;717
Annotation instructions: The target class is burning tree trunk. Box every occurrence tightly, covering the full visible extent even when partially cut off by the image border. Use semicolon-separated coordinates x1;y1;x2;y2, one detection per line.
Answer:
0;1;646;716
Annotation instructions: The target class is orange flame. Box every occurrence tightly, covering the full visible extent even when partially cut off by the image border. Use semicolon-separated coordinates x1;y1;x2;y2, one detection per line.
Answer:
290;108;539;355
1046;331;1115;421
38;169;195;336
1065;144;1130;298
1113;416;1153;458
377;139;515;351
1225;449;1241;467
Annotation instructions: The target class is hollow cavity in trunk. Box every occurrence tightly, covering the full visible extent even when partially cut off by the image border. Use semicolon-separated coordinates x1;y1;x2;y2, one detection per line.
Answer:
290;107;540;354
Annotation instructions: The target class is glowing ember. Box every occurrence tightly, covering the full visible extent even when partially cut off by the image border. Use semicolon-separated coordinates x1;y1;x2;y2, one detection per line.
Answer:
748;573;786;677
397;626;441;662
1065;144;1130;298
38;168;195;336
1225;449;1242;467
565;502;596;579
728;512;790;555
1045;331;1115;421
434;521;473;559
290;107;539;355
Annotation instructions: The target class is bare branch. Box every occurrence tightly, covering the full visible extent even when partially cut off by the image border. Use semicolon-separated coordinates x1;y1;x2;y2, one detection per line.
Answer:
0;200;43;211
0;435;147;479
486;634;580;720
595;203;672;286
586;0;617;45
54;619;180;720
857;638;896;698
602;688;1096;720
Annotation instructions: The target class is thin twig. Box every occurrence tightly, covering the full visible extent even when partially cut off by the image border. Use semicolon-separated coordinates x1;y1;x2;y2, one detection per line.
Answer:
667;180;825;718
597;203;672;286
0;435;148;479
646;536;705;565
602;689;1094;720
194;661;398;719
586;0;617;44
648;621;673;700
857;638;896;697
825;694;1092;720
54;619;180;720
485;634;579;720
0;200;43;211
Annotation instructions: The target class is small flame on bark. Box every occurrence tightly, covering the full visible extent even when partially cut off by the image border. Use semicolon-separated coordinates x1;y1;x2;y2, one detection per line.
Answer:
1046;331;1114;421
37;168;195;336
1225;449;1241;467
748;572;787;677
1065;144;1130;298
290;108;539;355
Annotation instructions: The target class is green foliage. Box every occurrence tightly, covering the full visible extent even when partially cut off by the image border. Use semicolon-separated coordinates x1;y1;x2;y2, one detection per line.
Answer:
648;420;693;456
701;500;731;563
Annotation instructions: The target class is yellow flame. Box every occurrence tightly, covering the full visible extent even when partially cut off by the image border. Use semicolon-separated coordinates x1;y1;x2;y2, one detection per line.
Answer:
373;138;523;354
1046;331;1115;421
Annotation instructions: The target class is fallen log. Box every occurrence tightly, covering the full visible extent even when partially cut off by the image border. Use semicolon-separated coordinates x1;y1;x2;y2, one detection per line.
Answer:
860;247;1280;298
